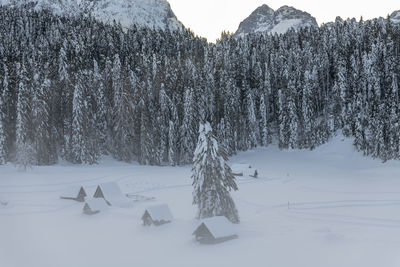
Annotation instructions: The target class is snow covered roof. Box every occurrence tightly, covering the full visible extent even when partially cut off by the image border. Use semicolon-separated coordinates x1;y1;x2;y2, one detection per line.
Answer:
97;182;123;197
60;185;86;198
95;182;130;206
84;198;108;212
194;216;237;239
144;204;173;222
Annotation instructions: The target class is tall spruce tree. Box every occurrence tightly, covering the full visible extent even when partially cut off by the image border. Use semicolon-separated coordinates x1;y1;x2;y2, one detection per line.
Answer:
70;74;98;164
32;68;57;165
179;87;196;164
0;92;5;164
191;121;239;224
259;93;269;147
15;62;35;169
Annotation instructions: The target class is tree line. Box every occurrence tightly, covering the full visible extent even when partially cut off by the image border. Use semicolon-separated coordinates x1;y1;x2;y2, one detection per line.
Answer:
0;6;399;167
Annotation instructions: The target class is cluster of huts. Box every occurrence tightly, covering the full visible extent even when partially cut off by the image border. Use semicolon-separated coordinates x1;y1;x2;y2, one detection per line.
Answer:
60;181;238;244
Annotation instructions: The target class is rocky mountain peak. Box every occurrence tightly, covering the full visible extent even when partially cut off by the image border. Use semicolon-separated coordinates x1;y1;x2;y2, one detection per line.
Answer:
235;4;318;37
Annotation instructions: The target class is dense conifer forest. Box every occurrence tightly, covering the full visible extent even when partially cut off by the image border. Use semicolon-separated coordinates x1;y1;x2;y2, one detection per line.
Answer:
0;6;399;166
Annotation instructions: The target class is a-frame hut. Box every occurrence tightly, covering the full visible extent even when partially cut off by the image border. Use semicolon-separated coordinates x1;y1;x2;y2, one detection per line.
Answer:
193;216;238;244
93;182;128;206
83;198;109;215
141;204;173;226
60;186;87;202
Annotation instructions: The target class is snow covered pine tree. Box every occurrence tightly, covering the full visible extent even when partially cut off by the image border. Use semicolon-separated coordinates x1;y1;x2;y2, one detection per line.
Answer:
191;122;240;224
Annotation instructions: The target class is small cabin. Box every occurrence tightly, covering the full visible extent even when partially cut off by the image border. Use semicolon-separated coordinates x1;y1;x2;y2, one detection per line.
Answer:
141;204;173;226
93;182;127;206
83;198;109;215
60;186;87;202
193;216;238;244
0;199;7;206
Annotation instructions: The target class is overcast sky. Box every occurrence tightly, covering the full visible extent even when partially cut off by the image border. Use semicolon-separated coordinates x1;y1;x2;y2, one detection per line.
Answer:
168;0;399;42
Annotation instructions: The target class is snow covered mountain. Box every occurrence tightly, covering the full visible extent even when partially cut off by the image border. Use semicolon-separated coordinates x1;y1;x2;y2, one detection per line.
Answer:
390;10;400;24
234;4;318;37
0;0;184;31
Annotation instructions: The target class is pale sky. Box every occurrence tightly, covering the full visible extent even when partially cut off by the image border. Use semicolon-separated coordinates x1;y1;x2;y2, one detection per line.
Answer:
168;0;399;42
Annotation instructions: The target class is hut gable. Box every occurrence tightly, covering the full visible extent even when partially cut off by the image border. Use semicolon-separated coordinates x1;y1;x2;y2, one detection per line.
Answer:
142;204;173;226
93;182;128;206
193;216;238;244
83;198;109;215
60;186;87;202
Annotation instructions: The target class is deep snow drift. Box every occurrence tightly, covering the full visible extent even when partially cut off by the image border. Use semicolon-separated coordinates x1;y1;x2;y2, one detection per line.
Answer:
1;134;400;267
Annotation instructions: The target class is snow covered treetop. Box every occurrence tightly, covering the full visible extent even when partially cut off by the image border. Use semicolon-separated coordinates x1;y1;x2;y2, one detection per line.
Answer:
199;121;212;135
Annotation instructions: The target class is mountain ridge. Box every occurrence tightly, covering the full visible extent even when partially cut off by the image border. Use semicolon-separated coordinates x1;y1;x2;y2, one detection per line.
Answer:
0;0;184;31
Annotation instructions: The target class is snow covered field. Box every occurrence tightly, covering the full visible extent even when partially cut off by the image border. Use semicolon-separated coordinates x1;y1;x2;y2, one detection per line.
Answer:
1;134;400;267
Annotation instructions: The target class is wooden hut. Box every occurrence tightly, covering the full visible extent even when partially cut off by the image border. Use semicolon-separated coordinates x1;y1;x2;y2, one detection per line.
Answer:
0;199;7;206
141;204;173;226
60;186;87;202
93;182;128;206
193;216;238;244
83;198;109;215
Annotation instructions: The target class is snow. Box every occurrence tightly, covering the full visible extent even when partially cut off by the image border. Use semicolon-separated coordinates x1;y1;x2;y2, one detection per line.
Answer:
1;134;400;266
270;19;305;34
144;204;173;222
195;216;236;239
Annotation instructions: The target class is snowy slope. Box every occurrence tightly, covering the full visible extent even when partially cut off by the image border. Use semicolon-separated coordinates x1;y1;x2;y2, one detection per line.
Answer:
2;134;400;266
0;0;184;31
235;4;318;37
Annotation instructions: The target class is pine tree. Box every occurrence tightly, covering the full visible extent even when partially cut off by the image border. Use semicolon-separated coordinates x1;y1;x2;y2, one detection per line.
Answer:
112;64;134;162
259;94;269;147
1;64;11;162
246;91;258;148
0;93;5;164
179;87;197;164
15;62;35;169
302;69;315;148
191;122;239;224
337;57;348;130
32;68;57;165
288;86;298;149
70;74;97;164
278;89;288;148
168;120;176;166
93;59;108;154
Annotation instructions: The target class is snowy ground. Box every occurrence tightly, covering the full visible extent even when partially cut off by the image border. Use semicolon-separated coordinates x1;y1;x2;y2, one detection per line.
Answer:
1;134;400;267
